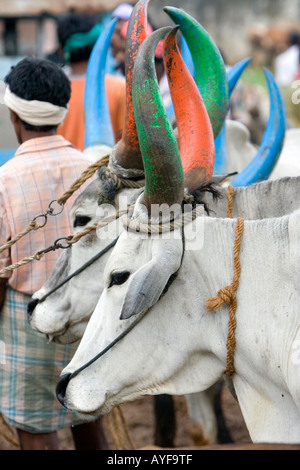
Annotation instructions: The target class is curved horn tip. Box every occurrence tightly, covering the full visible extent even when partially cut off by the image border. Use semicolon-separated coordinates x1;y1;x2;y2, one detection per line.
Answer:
231;67;285;187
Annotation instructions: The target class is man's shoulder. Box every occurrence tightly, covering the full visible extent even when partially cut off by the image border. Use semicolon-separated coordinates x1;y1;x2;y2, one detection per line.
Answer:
105;74;126;88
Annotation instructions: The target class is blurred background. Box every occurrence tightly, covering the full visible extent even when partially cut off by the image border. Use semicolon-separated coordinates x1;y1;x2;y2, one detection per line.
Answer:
1;0;300;157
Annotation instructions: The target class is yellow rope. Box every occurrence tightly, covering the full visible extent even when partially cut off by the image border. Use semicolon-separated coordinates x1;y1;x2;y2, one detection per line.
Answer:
0;251;45;275
226;185;234;218
0;155;110;256
106;406;136;450
205;217;244;377
0;220;40;255
57;155;110;206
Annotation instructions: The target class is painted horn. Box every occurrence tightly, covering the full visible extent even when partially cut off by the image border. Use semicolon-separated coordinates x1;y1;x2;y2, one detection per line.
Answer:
84;19;116;149
111;0;152;171
232;68;286;186
164;34;195;121
214;57;252;174
228;57;252;95
132;27;184;209
164;6;229;139
164;27;215;191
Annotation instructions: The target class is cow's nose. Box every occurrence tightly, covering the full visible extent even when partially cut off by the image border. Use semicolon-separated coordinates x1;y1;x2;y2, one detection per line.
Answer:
27;298;40;321
56;373;72;407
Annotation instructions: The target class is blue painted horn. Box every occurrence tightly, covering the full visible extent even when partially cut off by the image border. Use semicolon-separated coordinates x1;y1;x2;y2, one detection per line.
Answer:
232;68;286;186
164;6;229;139
214;57;252;174
228;57;252;95
84;19;117;149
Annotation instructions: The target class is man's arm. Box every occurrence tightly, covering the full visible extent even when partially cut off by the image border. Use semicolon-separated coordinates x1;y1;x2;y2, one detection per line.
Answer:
0;278;7;310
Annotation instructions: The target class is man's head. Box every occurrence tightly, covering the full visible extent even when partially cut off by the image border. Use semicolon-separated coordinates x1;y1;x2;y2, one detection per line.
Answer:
4;57;71;141
110;3;134;74
57;12;100;64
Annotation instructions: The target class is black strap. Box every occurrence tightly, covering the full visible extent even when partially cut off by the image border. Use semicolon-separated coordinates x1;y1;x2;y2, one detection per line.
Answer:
36;237;119;304
68;228;185;379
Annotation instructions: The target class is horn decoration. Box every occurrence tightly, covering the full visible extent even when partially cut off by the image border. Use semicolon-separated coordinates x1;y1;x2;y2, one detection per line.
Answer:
214;57;252;174
111;0;152;171
164;6;229;139
132;27;184;208
228;57;252;95
84;19;117;149
163;27;215;191
232;68;286;186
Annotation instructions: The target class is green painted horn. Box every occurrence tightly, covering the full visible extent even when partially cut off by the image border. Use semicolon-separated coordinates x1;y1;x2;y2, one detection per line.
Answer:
132;26;184;209
164;6;229;139
111;0;152;171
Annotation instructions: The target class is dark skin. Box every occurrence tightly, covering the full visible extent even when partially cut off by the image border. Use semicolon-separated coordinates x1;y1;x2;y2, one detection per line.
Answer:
1;110;109;450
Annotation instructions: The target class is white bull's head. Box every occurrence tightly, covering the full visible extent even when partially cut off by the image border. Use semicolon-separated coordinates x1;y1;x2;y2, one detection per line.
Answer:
29;3;286;345
55;25;220;414
28;178;143;343
55;26;299;436
28;1;230;343
28;0;156;342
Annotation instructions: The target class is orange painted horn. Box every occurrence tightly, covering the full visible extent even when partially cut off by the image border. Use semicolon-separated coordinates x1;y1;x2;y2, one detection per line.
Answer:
163;28;215;191
111;0;152;171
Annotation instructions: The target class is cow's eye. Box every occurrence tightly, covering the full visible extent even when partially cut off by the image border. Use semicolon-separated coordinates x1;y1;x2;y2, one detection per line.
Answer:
73;216;91;227
109;271;130;288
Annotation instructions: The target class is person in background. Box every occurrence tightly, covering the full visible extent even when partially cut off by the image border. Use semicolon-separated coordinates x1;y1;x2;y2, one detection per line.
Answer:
274;32;300;128
111;7;171;112
0;57;109;450
110;3;134;76
274;32;300;87
57;11;126;151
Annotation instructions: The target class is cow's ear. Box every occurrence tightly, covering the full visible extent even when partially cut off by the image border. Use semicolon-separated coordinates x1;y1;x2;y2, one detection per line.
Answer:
119;254;180;320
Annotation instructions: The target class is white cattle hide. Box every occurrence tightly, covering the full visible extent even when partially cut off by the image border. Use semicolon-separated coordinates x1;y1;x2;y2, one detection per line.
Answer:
58;204;300;444
225;120;300;180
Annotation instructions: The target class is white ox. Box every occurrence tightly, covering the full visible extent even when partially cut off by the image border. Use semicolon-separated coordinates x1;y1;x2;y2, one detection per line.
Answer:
28;175;300;445
225;121;300;182
29;175;300;343
30;18;299;445
54;26;300;444
55;193;300;444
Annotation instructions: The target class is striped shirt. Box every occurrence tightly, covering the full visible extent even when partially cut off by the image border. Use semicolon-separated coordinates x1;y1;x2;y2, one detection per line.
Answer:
0;135;95;295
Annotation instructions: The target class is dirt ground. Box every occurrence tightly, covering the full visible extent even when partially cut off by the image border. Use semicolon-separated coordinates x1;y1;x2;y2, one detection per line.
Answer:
0;385;251;451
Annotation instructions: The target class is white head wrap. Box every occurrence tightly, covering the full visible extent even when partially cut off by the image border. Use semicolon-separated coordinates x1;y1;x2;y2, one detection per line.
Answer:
3;86;68;126
112;3;134;20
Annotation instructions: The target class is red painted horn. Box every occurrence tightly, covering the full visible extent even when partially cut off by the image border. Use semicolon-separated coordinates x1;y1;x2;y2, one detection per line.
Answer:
111;0;152;171
164;27;215;191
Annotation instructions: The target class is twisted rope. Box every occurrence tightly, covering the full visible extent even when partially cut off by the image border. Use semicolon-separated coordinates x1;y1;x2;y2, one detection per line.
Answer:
124;204;204;234
0;251;45;275
103;168;145;190
205;216;244;377
57;155;110;206
106;406;136;450
0;220;40;255
0;153;145;274
0;156;110;257
226;185;234;218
